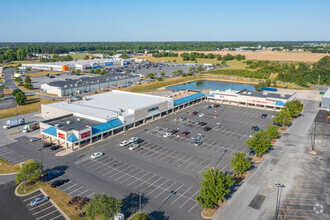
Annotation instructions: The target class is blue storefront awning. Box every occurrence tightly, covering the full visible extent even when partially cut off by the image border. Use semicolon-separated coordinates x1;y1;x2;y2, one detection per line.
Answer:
67;133;78;143
92;118;124;135
42;126;57;137
174;92;205;106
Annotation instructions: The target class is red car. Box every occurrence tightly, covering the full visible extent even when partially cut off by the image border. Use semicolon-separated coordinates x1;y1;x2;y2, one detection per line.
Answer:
171;129;178;134
191;111;198;115
182;131;190;136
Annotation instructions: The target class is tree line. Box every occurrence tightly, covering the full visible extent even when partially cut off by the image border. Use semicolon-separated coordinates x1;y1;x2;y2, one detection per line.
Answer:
152;52;178;58
180;52;246;61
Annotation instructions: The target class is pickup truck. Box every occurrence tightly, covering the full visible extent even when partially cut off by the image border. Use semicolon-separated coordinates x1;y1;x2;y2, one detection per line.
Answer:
40;171;64;182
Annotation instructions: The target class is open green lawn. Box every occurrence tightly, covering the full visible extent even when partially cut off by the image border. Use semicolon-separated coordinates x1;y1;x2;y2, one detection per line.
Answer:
0;96;57;119
0;159;20;174
46;53;93;60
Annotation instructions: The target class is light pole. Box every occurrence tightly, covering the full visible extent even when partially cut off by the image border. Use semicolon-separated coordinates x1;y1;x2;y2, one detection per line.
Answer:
138;192;143;220
16;106;20;132
275;183;285;220
311;121;316;154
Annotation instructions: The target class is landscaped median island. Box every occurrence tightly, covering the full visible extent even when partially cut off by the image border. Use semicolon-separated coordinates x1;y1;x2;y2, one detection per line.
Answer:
128;212;151;220
196;100;304;218
0;158;20;174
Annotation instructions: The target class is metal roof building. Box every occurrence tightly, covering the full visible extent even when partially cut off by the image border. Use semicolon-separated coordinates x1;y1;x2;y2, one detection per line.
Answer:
321;87;330;109
40;90;206;150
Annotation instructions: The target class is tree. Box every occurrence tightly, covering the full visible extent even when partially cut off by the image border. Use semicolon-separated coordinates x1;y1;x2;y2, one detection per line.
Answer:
229;152;252;175
24;76;31;83
196;168;234;209
67;196;90;215
173;59;176;63
95;69;101;74
160;72;165;77
172;71;177;76
71;70;76;74
90;69;94;73
265;79;272;87
177;69;183;74
14;77;22;82
272;79;277;87
284;100;303;117
272;108;292;127
187;72;193;76
15;91;27;105
85;194;122;220
157;77;163;81
4;49;16;61
12;88;23;97
197;65;204;72
15;66;19;71
182;73;187;77
147;73;154;78
266;124;279;139
246;130;271;156
15;162;43;185
26;67;31;72
0;94;4;99
24;83;33;90
254;81;266;91
16;48;26;61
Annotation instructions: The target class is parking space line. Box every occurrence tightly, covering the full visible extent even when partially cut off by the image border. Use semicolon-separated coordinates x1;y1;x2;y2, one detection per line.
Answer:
23;193;43;201
36;209;58;220
114;167;137;181
141;177;163;192
68;186;84;195
50;214;63;220
77;189;90;197
61;183;78;192
120;170;144;184
32;205;55;215
154;182;178;199
29;201;51;210
170;186;191;205
127;172;150;187
147;179;170;195
87;192;95;198
188;202;198;213
133;174;157;190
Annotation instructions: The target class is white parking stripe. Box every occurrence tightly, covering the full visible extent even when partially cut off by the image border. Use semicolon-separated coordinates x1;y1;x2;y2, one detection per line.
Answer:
32;204;54;215
147;179;170;195
29;201;50;210
170;186;191;205
23;193;43;201
50;214;63;220
87;192;95;198
68;186;84;195
188;202;198;213
61;183;78;192
154;182;177;198
77;189;89;197
36;209;58;220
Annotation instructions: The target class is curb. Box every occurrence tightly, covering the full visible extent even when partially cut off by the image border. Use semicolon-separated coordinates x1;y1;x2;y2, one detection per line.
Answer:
0;172;18;176
15;182;70;220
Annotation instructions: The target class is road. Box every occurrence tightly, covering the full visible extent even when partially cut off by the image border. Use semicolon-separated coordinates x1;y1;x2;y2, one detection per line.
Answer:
0;175;34;220
3;68;17;91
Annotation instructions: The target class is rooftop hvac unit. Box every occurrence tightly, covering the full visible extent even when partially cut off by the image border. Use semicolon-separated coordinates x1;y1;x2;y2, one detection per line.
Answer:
263;92;268;96
55;124;60;127
280;94;285;98
243;91;246;94
66;120;72;125
64;85;67;88
77;118;81;121
247;92;251;95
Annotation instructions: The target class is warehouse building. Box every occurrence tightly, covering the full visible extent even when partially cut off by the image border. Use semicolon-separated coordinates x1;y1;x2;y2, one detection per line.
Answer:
40;90;206;150
41;74;140;97
208;89;295;110
321;87;330;109
22;58;132;71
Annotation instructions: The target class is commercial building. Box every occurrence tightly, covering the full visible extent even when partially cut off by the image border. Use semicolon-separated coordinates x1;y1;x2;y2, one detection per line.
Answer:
40;90;206;150
321;87;330;109
208;89;295;110
21;58;132;71
41;74;140;97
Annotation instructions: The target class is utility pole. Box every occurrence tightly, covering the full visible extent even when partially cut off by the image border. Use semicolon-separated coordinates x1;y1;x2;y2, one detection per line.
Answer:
311;121;316;154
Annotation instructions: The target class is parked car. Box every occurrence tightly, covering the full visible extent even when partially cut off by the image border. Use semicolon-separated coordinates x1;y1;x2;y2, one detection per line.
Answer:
91;152;104;159
43;142;52;148
179;116;187;121
207;105;212;109
204;126;212;131
120;140;130;147
199;113;205;117
50;145;60;151
261;114;267;118
195;120;201;125
30;196;50;207
134;138;143;144
40;171;63;182
29;137;41;142
129;137;139;143
191;111;198;115
129;144;140;151
252;126;260;131
213;104;220;108
194;141;202;146
216;122;221;128
51;179;69;188
170;129;178;134
200;121;207;126
163;132;172;138
182;131;190;136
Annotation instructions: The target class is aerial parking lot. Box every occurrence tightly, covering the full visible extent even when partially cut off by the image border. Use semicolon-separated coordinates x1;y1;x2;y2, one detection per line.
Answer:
61;101;276;219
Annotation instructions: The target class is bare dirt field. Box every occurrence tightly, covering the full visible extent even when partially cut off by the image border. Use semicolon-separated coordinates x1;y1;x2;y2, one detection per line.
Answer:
144;51;327;62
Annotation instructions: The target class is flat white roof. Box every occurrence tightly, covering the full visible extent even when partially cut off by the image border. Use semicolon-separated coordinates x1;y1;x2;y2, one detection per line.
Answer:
324;87;330;98
47;90;173;122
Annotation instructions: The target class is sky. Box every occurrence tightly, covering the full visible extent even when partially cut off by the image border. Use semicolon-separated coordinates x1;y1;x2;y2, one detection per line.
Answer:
0;0;329;42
